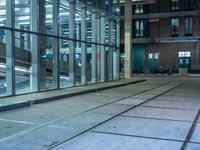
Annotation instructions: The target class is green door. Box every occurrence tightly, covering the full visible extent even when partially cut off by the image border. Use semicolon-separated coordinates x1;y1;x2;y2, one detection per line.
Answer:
133;44;145;73
147;52;160;73
179;57;191;69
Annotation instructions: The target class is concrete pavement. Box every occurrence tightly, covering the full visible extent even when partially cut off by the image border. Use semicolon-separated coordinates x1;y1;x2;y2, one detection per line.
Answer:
0;78;199;150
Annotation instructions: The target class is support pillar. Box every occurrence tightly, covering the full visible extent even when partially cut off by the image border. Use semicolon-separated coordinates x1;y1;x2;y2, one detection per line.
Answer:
30;0;40;92
69;0;75;86
124;0;133;78
81;5;87;84
6;0;15;95
96;14;101;82
52;0;60;89
100;14;106;82
108;18;113;81
113;20;120;80
92;11;97;83
38;0;47;90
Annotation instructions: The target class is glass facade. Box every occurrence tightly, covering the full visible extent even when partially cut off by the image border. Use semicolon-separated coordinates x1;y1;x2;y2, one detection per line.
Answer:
0;0;120;97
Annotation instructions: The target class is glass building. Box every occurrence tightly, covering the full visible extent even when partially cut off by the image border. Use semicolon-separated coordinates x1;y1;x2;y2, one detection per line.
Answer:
0;0;120;97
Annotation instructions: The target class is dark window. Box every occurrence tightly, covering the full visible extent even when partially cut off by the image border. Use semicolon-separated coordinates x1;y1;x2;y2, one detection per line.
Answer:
171;0;179;11
185;16;193;36
133;4;148;14
133;19;148;38
171;18;179;36
135;4;144;14
185;0;193;10
120;5;124;15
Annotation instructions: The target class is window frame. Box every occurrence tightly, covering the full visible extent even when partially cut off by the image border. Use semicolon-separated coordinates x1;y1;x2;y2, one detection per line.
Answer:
171;0;179;11
171;17;179;37
185;16;193;36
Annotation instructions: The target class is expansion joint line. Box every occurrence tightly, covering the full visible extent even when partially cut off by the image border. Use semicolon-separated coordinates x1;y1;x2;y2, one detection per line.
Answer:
48;82;183;149
180;109;200;150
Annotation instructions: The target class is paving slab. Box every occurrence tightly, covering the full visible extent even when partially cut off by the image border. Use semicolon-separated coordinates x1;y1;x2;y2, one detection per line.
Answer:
186;143;200;150
51;112;113;131
155;95;200;103
0;79;145;112
115;98;148;106
92;116;192;141
190;124;200;143
142;100;200;110
53;132;182;150
0;126;80;150
0;104;84;124
122;106;197;122
66;93;121;104
163;92;200;97
91;104;132;115
92;90;134;98
0;120;36;140
130;94;157;99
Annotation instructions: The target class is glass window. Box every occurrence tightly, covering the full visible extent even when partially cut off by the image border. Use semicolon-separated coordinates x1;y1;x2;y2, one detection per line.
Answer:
185;51;191;57
0;29;6;96
185;58;190;64
45;0;53;34
179;58;183;64
135;4;144;14
171;18;179;36
185;0;193;10
178;51;191;57
0;0;120;96
171;0;179;11
133;19;148;38
178;52;185;57
15;31;32;94
0;0;6;27
185;16;193;36
15;0;30;31
149;53;153;59
154;53;159;59
120;6;124;16
59;38;70;88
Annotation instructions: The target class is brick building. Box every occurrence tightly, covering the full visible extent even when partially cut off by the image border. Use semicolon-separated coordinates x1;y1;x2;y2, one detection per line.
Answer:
120;0;200;73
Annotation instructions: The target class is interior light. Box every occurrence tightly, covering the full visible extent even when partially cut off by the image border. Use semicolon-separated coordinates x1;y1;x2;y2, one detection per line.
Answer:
45;5;52;8
18;22;30;25
18;16;30;20
0;10;6;15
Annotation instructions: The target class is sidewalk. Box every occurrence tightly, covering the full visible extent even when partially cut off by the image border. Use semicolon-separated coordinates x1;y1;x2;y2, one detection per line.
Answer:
0;78;145;112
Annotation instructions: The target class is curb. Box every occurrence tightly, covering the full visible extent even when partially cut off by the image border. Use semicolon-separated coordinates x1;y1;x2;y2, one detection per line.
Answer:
0;79;145;112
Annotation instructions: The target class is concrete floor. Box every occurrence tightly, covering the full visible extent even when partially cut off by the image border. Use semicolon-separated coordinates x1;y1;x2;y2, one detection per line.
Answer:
0;78;199;150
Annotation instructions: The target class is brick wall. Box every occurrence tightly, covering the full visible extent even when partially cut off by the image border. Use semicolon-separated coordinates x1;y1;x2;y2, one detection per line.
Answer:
146;42;198;71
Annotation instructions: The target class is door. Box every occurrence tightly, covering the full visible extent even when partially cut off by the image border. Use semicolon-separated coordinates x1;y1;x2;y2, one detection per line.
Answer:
133;44;145;73
147;52;160;73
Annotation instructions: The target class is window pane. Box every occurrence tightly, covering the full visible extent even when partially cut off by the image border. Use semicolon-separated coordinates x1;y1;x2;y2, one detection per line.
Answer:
171;0;179;10
149;53;153;59
171;18;179;36
185;51;191;57
0;29;6;97
0;0;6;27
15;0;30;31
185;16;192;35
15;31;31;94
154;53;159;59
178;52;185;57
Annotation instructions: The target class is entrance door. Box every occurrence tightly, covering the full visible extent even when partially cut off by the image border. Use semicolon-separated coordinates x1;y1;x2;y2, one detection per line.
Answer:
133;44;145;73
147;52;160;73
178;51;191;71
